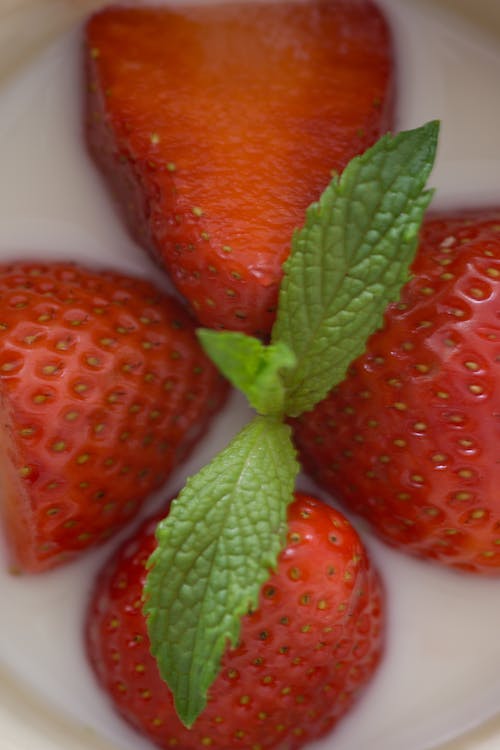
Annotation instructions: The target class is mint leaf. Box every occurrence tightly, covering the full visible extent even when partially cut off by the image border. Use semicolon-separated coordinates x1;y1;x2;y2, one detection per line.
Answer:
197;329;296;415
144;415;299;726
272;120;439;417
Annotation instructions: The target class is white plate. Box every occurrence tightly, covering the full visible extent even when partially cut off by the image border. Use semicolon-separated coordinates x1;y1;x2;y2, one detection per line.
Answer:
1;3;500;750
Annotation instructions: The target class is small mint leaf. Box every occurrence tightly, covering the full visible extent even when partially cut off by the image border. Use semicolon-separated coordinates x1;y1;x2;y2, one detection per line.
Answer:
144;415;299;727
197;329;296;415
272;120;439;417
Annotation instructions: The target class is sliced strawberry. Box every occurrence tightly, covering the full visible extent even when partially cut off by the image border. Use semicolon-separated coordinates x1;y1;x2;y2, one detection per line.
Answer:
85;0;395;336
0;262;227;573
86;492;384;749
293;210;500;574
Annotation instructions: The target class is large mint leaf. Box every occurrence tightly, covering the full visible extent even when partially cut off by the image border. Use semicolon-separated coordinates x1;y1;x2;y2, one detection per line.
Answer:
144;415;299;727
197;329;296;415
272;121;439;416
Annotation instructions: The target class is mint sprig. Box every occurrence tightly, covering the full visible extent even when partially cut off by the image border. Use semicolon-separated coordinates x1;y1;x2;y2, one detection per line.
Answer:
144;121;440;727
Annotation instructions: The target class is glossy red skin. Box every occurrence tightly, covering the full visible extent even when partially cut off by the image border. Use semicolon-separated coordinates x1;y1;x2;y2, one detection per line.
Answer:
293;211;500;574
0;262;227;573
86;493;384;750
85;0;395;337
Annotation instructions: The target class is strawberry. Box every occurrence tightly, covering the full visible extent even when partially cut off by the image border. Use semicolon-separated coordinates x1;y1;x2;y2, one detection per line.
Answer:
84;0;395;336
0;261;227;573
86;492;384;750
293;210;500;574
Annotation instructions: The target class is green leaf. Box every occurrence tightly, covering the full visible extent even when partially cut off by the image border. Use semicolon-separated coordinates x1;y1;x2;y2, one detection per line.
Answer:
144;415;299;727
197;328;296;415
272;120;439;417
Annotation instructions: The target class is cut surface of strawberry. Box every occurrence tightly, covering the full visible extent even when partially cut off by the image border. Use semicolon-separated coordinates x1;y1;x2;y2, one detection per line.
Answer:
293;210;500;574
85;0;395;336
0;262;227;573
86;492;384;750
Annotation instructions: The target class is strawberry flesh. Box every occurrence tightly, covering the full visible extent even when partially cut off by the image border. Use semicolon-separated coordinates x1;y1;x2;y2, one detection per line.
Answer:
85;0;395;336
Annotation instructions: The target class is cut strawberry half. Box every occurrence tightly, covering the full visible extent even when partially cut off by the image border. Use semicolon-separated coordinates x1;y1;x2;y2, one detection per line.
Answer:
85;0;395;336
0;262;228;573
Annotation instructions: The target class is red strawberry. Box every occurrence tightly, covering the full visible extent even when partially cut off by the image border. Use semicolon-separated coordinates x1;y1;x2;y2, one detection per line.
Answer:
293;210;500;574
86;492;384;749
0;261;227;573
84;0;394;336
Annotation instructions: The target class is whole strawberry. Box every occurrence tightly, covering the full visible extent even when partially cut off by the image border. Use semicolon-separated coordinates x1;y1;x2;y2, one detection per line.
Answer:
293;210;500;574
84;0;394;336
0;261;227;573
86;492;384;750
